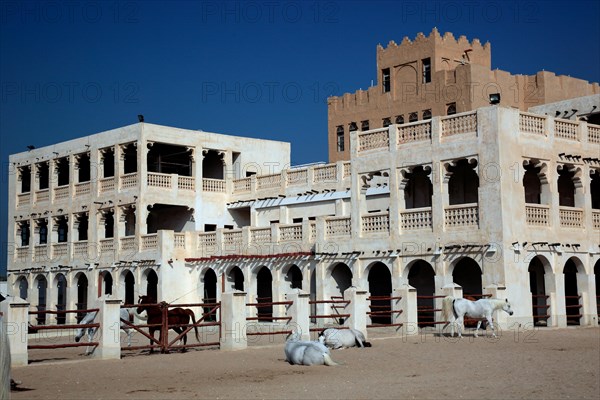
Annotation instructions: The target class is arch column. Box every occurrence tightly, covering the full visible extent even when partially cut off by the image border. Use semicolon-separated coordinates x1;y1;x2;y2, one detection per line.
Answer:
553;271;567;328
579;272;597;326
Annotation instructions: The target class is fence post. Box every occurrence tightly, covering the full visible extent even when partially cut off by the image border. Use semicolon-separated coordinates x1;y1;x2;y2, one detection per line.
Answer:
286;289;310;340
343;287;368;339
395;285;418;336
0;296;29;367
92;297;122;360
483;284;509;330
220;291;247;351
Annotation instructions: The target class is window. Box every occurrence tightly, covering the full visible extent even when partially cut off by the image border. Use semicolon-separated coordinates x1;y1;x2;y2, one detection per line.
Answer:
361;120;370;131
409;112;418;123
57;219;68;243
20;222;30;247
382;68;391;93
447;103;457;115
104;212;114;239
37;162;49;190
204;224;216;232
395;115;404;125
292;218;303;223
422;58;431;83
20;166;31;193
336;126;345;152
422;109;432;120
39;221;48;244
382;117;392;127
349;122;358;132
102;148;115;178
77;215;88;241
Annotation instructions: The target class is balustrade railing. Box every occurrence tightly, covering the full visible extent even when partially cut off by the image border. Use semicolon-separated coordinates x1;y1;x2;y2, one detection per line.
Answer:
177;176;195;190
559;207;583;228
588;124;600;144
519;112;546;136
16;246;30;261
174;233;186;248
358;128;389;152
141;234;158;250
555;119;579;141
361;212;389;233
147;172;172;188
120;236;136;252
99;177;115;193
223;230;243;246
17;193;30;206
593;211;600;230
99;239;114;255
34;245;48;261
401;207;432;230
256;173;281;190
287;169;308;186
198;232;216;249
233;178;251;193
343;162;352;178
203;178;226;192
35;189;49;203
525;204;550;226
120;172;138;189
54;185;69;201
73;241;89;258
74;182;91;197
326;216;352;237
441;112;477;137
313;164;337;183
52;243;69;259
251;228;271;243
398;121;431;144
279;224;302;241
444;204;479;228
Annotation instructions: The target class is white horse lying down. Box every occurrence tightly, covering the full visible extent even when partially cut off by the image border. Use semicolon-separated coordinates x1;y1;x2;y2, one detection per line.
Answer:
75;308;146;355
319;328;372;349
285;332;339;366
441;296;513;338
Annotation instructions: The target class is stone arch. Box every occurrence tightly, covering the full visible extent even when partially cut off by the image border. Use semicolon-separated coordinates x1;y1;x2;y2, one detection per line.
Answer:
98;271;113;297
142;269;158;301
394;64;418;99
200;267;218;321
528;255;552;326
445;158;479;205
54;273;67;324
406;260;436;326
523;159;549;204
367;262;392;324
451;257;483;296
282;264;303;291
120;270;135;306
225;265;244;291
34;274;48;324
328;262;353;298
14;275;28;300
400;165;433;209
557;164;583;207
256;266;273;322
563;257;583;325
74;272;89;322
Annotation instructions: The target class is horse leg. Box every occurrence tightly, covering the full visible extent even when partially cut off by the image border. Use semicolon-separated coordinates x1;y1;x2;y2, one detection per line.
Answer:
456;317;463;338
487;315;496;338
474;321;482;338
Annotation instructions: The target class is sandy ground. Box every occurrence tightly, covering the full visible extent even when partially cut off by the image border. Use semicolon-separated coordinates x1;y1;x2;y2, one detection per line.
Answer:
10;326;600;400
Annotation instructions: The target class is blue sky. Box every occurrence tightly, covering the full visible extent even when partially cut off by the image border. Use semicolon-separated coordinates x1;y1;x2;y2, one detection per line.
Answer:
1;0;599;276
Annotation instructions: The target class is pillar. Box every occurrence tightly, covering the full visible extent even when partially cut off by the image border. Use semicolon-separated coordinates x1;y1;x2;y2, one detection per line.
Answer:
395;285;418;336
286;289;310;340
343;287;368;339
220;291;247;351
1;296;30;367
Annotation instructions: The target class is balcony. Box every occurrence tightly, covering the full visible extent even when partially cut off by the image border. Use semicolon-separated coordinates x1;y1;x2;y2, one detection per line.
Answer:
525;204;550;226
361;212;390;234
74;182;91;197
326;216;351;238
120;172;138;189
519;112;546;136
52;243;69;260
54;185;69;201
401;207;432;230
559;207;584;228
441;112;477;137
444;203;479;228
358;128;389;153
397;120;432;144
99;177;116;193
17;193;31;207
593;211;600;230
35;189;50;204
202;178;226;193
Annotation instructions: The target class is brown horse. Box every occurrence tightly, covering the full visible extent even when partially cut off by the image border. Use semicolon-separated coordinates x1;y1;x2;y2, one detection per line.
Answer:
136;295;200;353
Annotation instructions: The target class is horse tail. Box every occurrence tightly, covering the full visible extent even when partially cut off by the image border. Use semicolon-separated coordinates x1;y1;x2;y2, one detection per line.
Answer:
322;353;339;366
185;309;200;343
442;296;455;322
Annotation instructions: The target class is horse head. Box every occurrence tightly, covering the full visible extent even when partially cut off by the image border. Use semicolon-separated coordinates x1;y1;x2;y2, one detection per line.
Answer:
502;298;514;315
137;295;151;314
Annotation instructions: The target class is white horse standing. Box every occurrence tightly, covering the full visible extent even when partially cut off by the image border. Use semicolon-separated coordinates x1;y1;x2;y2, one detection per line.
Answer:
74;308;146;355
441;296;513;338
319;328;372;349
284;332;339;366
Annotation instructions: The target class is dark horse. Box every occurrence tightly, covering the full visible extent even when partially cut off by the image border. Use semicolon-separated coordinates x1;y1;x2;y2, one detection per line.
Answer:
136;295;200;353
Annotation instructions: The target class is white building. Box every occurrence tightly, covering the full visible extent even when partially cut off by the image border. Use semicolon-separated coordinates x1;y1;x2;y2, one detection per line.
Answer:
6;99;600;329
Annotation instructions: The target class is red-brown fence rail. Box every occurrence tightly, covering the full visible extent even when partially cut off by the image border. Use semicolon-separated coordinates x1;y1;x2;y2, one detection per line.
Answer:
245;298;293;336
121;301;221;353
531;294;550;325
308;297;350;332
416;294;447;326
27;308;100;350
367;295;403;328
565;295;582;325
